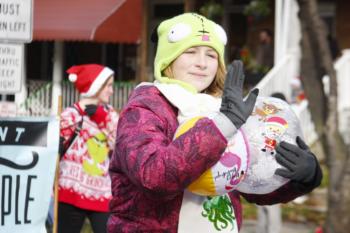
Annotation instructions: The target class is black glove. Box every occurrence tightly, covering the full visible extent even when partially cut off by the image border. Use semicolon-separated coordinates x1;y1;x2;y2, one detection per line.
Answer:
85;104;98;116
275;136;322;188
85;104;109;126
220;60;259;129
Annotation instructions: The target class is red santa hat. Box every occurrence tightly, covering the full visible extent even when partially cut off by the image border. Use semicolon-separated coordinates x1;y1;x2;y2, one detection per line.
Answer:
266;116;288;129
66;64;114;97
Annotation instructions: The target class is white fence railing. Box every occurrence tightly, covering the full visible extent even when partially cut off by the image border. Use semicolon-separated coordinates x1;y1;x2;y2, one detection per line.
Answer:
291;100;318;145
17;81;136;116
60;81;136;111
17;80;52;116
255;55;292;98
323;49;350;144
334;49;350;112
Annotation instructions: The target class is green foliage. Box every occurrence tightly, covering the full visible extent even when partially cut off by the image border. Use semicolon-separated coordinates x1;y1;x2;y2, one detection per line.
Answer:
319;164;328;188
199;0;223;20
242;194;326;225
281;203;325;224
241;198;257;219
20;82;52;109
239;46;270;74
243;0;271;19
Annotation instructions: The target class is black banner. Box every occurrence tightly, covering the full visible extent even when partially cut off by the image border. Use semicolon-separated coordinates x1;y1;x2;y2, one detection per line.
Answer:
0;121;48;147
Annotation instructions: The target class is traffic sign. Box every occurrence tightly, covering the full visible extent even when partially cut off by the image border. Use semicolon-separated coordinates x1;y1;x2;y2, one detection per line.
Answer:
0;43;24;93
0;0;33;42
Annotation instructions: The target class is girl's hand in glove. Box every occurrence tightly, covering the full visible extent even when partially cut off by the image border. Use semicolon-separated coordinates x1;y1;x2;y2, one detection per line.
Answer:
220;60;259;129
275;136;323;191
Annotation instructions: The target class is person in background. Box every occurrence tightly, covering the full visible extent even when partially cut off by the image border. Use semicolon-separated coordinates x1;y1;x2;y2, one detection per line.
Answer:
270;92;287;102
108;13;322;233
243;28;274;90
58;64;119;233
255;28;274;71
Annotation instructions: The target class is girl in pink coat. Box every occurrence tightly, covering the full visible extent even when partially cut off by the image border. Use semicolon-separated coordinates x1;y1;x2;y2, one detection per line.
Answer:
108;13;322;233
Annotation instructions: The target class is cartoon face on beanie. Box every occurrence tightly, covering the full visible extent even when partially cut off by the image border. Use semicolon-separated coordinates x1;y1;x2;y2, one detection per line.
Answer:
67;64;114;97
154;13;227;92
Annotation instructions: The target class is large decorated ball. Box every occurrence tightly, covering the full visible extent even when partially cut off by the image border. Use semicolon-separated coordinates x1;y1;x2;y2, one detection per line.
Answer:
175;96;303;196
236;96;304;194
175;117;249;196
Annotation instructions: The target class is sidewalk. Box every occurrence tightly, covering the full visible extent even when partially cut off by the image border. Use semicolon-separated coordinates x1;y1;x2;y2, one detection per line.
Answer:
240;219;316;233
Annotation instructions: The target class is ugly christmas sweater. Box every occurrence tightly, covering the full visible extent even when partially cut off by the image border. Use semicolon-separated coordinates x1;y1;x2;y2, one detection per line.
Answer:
59;103;119;212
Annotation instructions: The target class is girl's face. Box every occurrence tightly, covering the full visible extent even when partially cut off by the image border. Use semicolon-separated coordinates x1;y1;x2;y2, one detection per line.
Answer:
171;46;219;92
96;76;114;104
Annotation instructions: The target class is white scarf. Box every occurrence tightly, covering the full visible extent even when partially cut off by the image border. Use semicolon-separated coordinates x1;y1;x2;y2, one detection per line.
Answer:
153;82;239;233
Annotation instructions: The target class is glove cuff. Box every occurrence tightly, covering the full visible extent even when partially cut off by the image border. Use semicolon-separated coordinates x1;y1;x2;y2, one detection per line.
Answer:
291;155;323;193
212;112;237;139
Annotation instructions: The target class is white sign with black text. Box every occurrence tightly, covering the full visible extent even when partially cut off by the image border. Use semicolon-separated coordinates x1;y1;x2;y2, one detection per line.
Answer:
0;0;33;42
0;117;59;233
0;43;23;93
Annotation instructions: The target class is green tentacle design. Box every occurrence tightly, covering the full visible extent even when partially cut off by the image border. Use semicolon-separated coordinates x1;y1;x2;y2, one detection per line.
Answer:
201;195;236;231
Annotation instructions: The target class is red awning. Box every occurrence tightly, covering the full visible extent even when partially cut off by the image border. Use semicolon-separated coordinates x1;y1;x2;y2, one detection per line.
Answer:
33;0;141;43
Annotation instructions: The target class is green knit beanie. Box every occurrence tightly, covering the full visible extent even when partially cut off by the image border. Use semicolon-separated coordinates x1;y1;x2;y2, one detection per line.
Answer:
154;13;227;93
